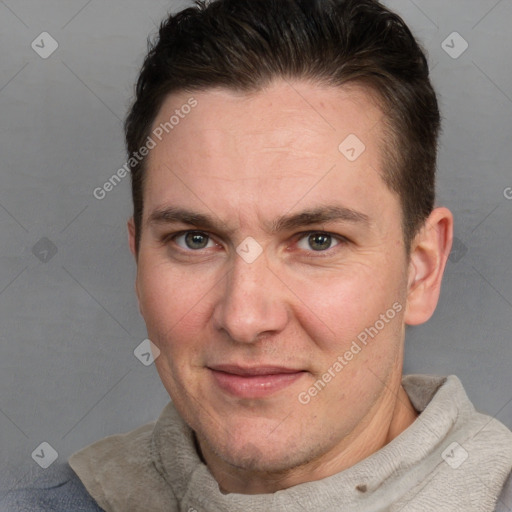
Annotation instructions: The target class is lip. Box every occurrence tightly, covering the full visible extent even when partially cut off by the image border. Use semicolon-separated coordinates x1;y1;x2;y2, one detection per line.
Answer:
208;365;306;398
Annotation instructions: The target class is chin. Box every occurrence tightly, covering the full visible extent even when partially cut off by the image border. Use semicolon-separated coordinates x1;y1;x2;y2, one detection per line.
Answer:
203;426;311;474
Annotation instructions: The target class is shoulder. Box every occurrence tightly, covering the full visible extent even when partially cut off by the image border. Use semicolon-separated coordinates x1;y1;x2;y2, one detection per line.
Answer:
0;462;105;512
496;470;512;512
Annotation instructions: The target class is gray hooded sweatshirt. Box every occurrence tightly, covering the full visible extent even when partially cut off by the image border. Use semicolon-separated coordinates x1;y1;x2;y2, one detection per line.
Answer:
2;375;511;511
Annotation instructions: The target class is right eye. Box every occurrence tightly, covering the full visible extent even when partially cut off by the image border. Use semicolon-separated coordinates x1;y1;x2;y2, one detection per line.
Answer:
173;231;216;250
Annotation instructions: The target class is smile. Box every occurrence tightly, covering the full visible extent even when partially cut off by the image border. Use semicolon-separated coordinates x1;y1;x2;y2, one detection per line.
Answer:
208;365;306;399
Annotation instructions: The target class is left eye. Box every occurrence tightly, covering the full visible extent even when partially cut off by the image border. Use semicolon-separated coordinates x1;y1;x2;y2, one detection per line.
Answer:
174;231;216;250
296;232;340;252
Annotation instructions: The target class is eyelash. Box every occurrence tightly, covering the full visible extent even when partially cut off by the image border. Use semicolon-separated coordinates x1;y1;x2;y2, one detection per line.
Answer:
164;230;348;256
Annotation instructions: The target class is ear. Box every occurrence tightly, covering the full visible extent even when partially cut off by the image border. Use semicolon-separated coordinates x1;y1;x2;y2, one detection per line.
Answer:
127;217;142;311
404;207;453;326
127;217;138;260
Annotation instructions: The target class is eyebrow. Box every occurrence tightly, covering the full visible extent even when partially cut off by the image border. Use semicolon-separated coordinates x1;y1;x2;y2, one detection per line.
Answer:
147;205;370;233
271;205;370;232
148;207;221;232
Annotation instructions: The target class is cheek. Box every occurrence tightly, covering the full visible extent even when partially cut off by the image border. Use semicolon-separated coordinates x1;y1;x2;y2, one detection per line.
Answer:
137;260;215;348
287;260;405;353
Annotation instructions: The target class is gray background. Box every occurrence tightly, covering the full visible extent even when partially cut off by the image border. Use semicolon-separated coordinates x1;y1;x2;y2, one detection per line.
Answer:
0;0;511;490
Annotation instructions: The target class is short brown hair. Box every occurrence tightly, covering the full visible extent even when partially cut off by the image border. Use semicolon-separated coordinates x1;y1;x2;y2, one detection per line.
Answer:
125;0;440;252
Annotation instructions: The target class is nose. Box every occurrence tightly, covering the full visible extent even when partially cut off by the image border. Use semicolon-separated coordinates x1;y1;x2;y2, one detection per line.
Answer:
212;251;289;344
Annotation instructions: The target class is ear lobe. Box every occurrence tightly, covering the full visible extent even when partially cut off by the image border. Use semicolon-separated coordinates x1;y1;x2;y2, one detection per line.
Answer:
404;207;453;326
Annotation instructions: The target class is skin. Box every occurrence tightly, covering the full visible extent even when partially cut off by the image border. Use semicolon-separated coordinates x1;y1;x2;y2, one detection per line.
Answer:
128;80;453;494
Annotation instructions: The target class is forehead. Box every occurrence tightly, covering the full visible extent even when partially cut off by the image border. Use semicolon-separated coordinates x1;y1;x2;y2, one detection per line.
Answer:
149;81;384;166
143;80;399;232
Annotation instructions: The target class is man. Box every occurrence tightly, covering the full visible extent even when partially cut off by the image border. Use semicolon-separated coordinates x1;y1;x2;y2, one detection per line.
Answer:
2;0;511;510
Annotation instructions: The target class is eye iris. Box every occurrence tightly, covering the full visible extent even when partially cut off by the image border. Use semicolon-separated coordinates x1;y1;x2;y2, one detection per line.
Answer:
185;232;209;249
308;233;331;251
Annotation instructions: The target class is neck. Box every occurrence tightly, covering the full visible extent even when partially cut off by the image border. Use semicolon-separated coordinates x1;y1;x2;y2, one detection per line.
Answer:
198;382;419;494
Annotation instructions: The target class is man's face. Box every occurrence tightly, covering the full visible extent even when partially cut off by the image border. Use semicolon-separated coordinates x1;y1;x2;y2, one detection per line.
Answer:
132;81;412;479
